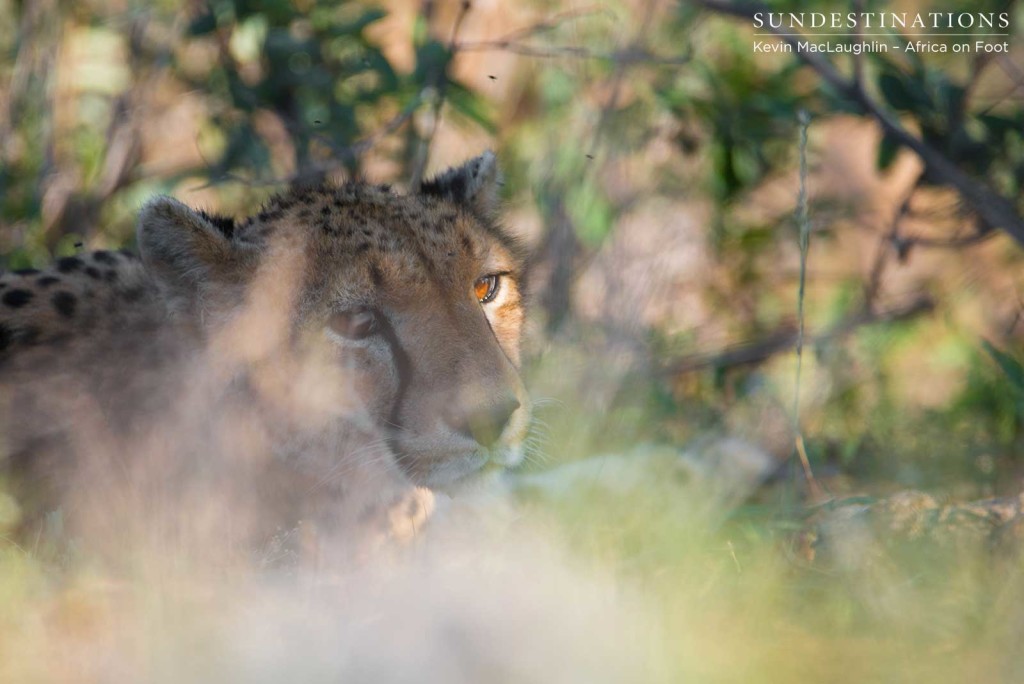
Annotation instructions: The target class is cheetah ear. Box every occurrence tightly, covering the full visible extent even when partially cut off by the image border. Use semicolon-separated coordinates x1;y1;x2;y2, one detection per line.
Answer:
419;150;500;216
136;196;248;310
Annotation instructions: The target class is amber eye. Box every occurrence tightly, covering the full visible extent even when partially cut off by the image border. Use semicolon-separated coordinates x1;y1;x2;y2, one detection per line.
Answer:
474;275;501;303
327;307;378;340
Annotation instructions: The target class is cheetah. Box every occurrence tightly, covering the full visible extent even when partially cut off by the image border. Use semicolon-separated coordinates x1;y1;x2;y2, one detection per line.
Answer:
0;152;531;549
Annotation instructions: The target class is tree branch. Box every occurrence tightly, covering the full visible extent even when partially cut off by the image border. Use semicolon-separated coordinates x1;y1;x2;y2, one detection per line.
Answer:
663;295;935;376
694;0;1024;249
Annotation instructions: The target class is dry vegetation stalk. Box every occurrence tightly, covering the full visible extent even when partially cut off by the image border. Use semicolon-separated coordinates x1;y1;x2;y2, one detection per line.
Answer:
793;109;825;503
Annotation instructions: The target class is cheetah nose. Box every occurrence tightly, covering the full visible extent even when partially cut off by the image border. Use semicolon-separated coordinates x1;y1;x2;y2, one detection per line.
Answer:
452;394;521;448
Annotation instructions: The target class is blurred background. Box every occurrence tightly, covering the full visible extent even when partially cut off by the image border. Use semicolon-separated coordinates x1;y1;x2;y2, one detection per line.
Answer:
2;0;1024;681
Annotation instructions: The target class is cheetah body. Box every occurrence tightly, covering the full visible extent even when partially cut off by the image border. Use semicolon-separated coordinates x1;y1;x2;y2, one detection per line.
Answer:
0;152;530;541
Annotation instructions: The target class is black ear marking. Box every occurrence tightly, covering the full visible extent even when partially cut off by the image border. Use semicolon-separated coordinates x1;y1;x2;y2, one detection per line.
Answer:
419;151;500;216
198;210;236;239
136;196;246;314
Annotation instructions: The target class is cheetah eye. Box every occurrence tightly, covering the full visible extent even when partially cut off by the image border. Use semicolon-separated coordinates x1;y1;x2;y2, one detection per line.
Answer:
328;307;378;340
474;275;501;304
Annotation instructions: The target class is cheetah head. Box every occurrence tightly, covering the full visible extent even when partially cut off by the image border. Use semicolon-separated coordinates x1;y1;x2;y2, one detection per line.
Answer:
136;152;531;489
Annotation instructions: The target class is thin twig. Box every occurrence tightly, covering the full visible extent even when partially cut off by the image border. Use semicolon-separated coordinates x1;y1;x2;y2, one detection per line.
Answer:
448;0;472;49
586;0;660;161
899;229;995;249
663;295;935;375
850;0;865;92
863;171;922;311
319;101;421;170
191;101;422;191
1004;291;1024;337
792;110;825;503
464;6;611;46
408;0;474;191
455;41;690;65
978;53;1024;115
42;15;153;244
533;0;666;333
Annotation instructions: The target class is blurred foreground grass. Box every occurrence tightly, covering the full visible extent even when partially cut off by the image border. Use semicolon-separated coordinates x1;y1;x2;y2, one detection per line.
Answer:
3;461;1024;682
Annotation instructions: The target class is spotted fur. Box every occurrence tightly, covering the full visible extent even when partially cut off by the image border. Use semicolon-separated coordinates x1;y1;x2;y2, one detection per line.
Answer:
0;152;531;491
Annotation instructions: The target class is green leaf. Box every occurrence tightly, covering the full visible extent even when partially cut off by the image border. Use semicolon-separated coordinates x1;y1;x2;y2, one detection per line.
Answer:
413;39;450;86
446;82;496;133
567;180;615;247
876;134;901;170
879;73;913;111
187;10;218;36
978;113;1021;142
939;81;965;120
982;340;1024;393
326;9;387;36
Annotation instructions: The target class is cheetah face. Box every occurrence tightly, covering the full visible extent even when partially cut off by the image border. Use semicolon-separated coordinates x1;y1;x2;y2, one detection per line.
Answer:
137;152;531;489
319;239;531;488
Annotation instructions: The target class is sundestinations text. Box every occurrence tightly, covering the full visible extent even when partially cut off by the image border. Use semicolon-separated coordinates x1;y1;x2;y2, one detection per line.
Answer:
753;12;1010;30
